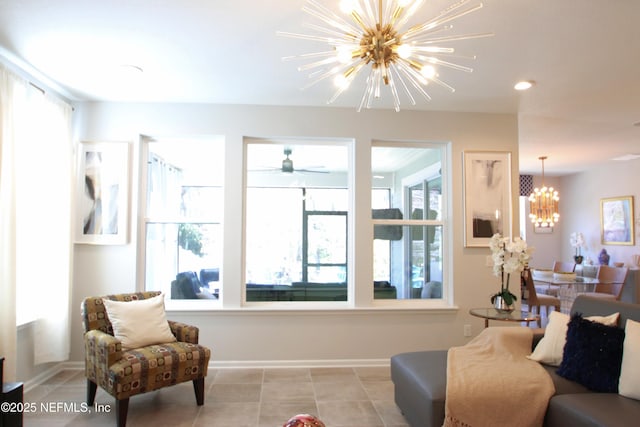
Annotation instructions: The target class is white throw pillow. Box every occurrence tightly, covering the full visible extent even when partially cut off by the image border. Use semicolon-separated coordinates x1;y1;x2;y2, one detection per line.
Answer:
619;319;640;400
528;311;619;366
102;294;176;350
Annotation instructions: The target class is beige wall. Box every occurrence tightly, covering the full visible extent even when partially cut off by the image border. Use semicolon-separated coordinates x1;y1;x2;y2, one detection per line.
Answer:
559;159;640;267
61;103;521;370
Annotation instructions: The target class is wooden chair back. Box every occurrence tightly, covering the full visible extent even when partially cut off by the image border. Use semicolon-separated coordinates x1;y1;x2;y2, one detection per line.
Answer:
521;267;541;306
553;261;576;273
595;266;628;299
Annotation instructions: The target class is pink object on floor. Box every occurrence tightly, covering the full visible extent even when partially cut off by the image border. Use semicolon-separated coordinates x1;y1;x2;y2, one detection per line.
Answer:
283;414;326;427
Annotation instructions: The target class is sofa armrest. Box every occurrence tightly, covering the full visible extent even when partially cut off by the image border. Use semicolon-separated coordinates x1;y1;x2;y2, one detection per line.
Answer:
168;320;199;344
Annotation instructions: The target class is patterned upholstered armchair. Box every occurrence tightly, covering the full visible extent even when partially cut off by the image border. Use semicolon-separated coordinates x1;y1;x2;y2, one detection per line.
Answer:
81;292;211;427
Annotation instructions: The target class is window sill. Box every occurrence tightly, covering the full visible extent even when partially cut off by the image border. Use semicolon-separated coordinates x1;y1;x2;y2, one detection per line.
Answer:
165;299;458;315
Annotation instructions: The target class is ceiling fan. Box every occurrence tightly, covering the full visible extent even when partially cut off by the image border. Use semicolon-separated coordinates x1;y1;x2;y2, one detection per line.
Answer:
254;148;329;174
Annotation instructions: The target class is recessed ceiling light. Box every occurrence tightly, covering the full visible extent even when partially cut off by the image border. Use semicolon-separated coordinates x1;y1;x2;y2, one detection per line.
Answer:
514;80;535;91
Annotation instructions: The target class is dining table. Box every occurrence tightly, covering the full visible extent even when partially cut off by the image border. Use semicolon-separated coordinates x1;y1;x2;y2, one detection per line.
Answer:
531;272;600;314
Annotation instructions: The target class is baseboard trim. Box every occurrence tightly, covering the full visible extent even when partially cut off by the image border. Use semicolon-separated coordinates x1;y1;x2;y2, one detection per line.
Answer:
22;363;67;393
209;359;390;369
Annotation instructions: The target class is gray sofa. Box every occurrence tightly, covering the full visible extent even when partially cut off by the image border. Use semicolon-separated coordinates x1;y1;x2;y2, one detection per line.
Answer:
391;295;640;427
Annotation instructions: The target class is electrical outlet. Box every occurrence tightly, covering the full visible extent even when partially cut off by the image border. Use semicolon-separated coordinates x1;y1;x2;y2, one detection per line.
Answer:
464;324;472;337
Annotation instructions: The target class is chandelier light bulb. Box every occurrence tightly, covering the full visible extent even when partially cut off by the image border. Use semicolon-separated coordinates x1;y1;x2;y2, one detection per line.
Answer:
278;0;493;111
334;74;351;89
421;65;436;79
396;44;412;59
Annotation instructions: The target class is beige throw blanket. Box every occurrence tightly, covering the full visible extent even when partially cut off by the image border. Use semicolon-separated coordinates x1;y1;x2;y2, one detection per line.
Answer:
444;327;555;427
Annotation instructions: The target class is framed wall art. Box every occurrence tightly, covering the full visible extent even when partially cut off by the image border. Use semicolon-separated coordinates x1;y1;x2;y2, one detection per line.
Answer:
601;196;635;246
75;141;130;244
463;151;512;247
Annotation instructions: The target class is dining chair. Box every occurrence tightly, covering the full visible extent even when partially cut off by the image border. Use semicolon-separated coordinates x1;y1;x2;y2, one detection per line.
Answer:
553;261;576;273
521;267;561;327
583;265;628;300
534;261;576;297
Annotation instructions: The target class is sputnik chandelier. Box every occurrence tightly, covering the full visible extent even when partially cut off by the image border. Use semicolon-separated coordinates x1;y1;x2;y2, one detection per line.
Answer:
278;0;493;111
529;156;560;228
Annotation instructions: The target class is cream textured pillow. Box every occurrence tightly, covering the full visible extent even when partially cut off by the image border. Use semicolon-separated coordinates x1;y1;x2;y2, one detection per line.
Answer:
619;319;640;400
103;294;176;350
528;311;619;366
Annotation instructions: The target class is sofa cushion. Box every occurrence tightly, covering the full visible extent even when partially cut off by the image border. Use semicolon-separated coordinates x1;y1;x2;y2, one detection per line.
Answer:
528;311;619;366
556;314;625;393
546;393;640;427
102;293;177;350
540;364;590;396
619;318;640;400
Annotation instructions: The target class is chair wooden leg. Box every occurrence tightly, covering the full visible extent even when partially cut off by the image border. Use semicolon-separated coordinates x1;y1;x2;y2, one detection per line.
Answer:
193;378;205;405
87;379;97;405
116;398;129;427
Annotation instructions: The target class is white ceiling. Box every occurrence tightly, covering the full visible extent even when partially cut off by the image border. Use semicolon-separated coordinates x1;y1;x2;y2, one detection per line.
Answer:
1;0;639;176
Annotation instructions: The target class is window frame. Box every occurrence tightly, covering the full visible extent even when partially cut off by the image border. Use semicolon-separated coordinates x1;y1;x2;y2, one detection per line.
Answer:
138;136;453;310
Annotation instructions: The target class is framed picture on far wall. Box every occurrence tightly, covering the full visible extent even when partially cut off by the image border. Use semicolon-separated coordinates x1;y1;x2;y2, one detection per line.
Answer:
463;151;513;247
601;196;635;246
75;141;130;245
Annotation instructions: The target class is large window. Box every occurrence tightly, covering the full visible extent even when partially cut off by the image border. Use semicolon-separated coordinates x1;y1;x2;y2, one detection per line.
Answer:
372;143;445;300
245;143;349;302
141;136;450;308
143;138;224;301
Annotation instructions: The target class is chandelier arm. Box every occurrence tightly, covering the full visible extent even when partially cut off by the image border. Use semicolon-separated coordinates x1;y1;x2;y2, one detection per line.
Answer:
400;24;452;42
405;3;484;39
411;32;495;45
282;50;343;62
396;62;432;101
414;55;473;73
328;61;368;104
300;64;350;90
393;0;426;29
411;46;455;53
357;67;377;111
360;0;377;29
389;63;417;106
297;56;340;72
368;67;381;107
385;66;401;112
428;76;456;93
303;0;362;35
277;31;347;44
302;22;361;41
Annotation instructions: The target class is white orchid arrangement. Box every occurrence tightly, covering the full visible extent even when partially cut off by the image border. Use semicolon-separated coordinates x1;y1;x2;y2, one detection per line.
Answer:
489;233;533;305
570;232;586;256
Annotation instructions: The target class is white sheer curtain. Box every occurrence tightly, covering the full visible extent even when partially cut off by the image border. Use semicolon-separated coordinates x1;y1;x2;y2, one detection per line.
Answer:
146;153;183;292
0;63;73;377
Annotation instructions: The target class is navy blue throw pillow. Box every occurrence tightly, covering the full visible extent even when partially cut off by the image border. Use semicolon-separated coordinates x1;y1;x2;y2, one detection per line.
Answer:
556;313;625;392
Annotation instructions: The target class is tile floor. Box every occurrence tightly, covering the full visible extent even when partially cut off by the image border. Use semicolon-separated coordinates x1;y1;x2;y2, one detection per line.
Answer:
23;366;410;427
